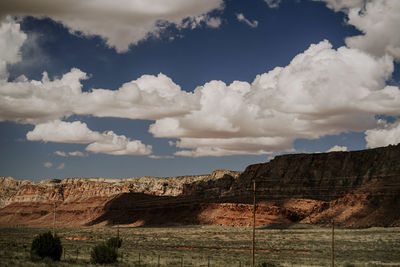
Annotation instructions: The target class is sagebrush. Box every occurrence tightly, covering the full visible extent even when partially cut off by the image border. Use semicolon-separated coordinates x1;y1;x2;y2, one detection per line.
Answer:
91;237;122;264
30;231;62;261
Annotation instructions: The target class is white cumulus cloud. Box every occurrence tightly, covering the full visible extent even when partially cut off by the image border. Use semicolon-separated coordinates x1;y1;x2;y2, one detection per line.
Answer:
54;151;67;157
0;70;198;124
315;0;364;12
54;150;86;157
175;136;293;157
327;145;348;152
43;162;52;168
0;0;223;52
68;151;86;157
1;5;400;158
77;73;198;120
86;131;152;156
0;17;27;80
318;0;400;61
150;40;400;156
27;120;102;144
365;120;400;148
0;68;89;124
27;120;152;156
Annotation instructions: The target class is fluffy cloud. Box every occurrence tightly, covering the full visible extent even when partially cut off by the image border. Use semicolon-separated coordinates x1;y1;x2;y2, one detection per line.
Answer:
0;17;27;79
175;136;293;157
345;0;400;60
0;0;223;52
54;150;86;157
27;120;152;156
365;120;400;148
85;131;152;156
318;0;400;60
43;162;52;168
327;145;348;152
27;120;102;143
68;151;86;157
150;40;400;156
315;0;364;12
0;70;198;124
1;5;400;158
0;68;89;123
2;37;400;157
236;13;258;28
54;151;67;157
77;73;198;120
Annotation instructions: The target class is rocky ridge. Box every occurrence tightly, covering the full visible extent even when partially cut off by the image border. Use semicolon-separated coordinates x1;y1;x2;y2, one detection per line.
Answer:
0;169;240;209
0;145;399;228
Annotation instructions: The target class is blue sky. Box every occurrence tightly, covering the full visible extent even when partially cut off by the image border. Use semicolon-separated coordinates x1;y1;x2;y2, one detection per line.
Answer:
0;0;399;181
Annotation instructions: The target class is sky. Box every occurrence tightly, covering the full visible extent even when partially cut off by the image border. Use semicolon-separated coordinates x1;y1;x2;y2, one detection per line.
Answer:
0;0;399;181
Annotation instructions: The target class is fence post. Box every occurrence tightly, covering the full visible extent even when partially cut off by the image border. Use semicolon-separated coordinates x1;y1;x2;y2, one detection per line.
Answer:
208;256;210;267
331;219;334;267
53;202;56;237
181;256;183;267
139;252;141;265
158;254;160;267
252;179;256;267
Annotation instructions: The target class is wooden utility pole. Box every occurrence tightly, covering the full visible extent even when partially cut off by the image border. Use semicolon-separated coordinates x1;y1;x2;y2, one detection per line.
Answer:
53;202;56;236
331;219;335;267
252;180;256;267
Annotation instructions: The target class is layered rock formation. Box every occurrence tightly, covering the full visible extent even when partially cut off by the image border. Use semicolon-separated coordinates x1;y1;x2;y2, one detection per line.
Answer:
0;170;240;227
0;145;399;228
228;144;400;227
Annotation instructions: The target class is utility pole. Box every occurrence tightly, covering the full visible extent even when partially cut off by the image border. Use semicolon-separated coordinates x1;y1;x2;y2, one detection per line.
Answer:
331;219;335;267
252;179;256;267
53;202;56;236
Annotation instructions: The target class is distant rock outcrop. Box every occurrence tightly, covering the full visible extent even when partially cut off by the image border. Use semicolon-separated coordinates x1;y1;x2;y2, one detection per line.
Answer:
0;145;399;228
0;170;241;227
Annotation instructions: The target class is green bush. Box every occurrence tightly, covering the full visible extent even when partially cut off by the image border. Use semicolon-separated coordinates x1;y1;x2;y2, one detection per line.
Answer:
106;236;122;248
91;237;122;264
30;231;62;261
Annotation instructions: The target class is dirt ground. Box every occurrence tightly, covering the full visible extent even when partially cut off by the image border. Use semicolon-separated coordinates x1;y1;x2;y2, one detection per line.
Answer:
1;225;400;266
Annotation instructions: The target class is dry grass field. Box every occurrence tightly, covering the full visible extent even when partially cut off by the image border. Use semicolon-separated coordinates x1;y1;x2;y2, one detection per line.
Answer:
0;225;400;266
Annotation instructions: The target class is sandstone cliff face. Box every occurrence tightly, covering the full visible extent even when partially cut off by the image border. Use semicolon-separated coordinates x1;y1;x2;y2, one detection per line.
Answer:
233;144;400;201
228;144;400;227
0;170;241;227
0;145;399;228
0;169;240;209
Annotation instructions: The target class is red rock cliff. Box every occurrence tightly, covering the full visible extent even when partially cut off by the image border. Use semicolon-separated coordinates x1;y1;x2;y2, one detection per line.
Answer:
0;145;399;228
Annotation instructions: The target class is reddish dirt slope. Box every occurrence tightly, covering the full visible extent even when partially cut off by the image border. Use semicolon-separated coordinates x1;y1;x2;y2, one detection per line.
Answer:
0;145;399;228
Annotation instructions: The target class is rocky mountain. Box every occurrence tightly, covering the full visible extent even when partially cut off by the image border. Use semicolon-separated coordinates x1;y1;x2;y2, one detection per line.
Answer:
0;145;399;228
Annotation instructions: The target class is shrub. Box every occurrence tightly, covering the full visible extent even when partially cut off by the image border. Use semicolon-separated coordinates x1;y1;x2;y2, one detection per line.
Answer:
91;237;122;264
106;236;122;249
30;231;62;261
258;262;278;267
91;242;118;264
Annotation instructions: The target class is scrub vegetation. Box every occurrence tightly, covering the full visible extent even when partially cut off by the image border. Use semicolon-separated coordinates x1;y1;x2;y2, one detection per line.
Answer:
0;225;399;266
